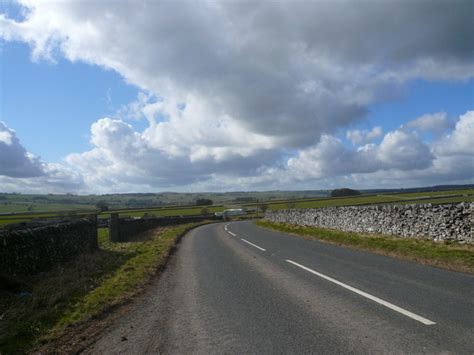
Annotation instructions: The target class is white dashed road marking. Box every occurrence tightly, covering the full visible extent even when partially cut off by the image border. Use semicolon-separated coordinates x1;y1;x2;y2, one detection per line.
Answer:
241;238;266;252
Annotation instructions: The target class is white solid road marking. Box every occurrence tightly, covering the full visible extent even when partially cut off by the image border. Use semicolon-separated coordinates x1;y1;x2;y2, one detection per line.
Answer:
286;259;436;326
241;238;266;252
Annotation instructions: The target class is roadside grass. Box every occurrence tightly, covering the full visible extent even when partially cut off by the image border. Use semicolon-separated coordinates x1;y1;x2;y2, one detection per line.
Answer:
0;223;204;354
255;220;474;274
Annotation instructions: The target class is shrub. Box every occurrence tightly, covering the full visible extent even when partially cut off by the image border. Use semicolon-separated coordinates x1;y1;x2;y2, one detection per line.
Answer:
330;188;361;197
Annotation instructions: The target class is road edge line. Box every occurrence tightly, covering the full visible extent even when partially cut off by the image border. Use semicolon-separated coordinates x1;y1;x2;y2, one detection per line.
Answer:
286;259;436;325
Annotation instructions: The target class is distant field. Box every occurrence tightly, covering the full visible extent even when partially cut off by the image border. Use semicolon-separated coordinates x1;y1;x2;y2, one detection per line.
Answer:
0;188;472;228
391;189;474;199
110;205;224;218
0;203;95;214
396;195;474;205
250;189;474;211
266;195;402;210
0;189;329;214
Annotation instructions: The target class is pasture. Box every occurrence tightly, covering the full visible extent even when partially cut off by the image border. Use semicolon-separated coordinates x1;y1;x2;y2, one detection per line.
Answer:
0;188;472;228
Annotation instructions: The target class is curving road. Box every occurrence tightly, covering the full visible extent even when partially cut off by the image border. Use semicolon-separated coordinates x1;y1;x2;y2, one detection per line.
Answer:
87;221;474;354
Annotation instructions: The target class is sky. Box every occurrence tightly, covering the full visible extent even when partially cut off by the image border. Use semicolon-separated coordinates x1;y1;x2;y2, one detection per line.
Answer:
0;0;473;194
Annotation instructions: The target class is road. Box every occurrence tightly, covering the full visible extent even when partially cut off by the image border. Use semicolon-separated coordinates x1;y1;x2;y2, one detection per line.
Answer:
87;221;474;354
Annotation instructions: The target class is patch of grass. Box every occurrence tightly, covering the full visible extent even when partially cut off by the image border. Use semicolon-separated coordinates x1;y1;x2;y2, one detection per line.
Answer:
256;220;474;274
0;223;205;354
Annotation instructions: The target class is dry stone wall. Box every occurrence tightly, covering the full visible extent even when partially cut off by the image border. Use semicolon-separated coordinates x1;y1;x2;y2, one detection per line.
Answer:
0;217;98;275
265;203;473;243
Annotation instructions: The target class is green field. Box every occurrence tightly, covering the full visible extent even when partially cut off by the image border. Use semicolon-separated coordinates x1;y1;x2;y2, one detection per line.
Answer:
0;188;472;228
251;189;474;211
0;190;329;214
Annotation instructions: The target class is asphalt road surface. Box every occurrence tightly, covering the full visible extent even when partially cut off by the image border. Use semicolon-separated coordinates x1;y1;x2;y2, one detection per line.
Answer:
87;221;474;354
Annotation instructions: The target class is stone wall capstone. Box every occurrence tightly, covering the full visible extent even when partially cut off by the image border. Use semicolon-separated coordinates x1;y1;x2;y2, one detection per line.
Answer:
265;203;473;243
0;216;98;275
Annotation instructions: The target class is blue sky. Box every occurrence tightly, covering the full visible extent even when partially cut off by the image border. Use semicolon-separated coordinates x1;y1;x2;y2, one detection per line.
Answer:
365;79;474;134
1;41;139;162
0;1;473;193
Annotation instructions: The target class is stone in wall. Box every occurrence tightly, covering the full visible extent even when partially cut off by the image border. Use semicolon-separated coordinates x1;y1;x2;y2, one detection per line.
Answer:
0;217;98;275
265;203;473;243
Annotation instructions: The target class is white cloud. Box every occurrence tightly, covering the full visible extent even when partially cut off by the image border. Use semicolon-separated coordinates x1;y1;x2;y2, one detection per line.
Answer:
0;168;85;194
1;0;473;149
436;110;474;156
0;130;13;145
0;1;473;192
65;117;280;191
0;121;85;192
346;126;383;145
376;130;433;170
287;129;433;182
0;121;45;178
405;112;452;133
280;111;473;188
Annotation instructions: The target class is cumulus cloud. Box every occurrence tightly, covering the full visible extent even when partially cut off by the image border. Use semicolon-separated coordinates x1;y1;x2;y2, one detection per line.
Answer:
346;127;383;145
0;121;85;193
0;167;85;194
287;130;433;181
435;111;474;156
65;117;280;191
0;1;473;191
0;121;45;178
1;0;473;148
405;112;452;134
281;111;473;188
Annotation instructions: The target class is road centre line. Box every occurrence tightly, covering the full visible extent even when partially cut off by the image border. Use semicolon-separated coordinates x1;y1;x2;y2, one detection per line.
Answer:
241;238;266;251
224;223;237;236
286;259;436;326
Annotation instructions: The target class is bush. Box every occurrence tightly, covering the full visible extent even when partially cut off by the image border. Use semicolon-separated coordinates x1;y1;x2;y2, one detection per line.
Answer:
96;200;109;212
195;198;213;206
330;188;361;197
259;203;269;213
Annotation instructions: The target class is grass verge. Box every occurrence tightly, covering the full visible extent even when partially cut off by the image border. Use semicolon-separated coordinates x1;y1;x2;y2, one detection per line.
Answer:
0;222;209;354
255;220;474;274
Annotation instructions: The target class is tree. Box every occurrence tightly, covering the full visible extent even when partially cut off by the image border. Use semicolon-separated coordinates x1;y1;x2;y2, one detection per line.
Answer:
259;203;269;214
196;198;213;206
96;200;109;212
286;200;297;209
200;207;209;215
330;188;361;197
